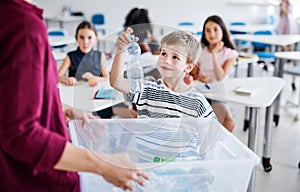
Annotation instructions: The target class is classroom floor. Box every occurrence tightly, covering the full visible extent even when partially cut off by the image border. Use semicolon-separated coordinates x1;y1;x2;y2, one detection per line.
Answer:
229;63;300;192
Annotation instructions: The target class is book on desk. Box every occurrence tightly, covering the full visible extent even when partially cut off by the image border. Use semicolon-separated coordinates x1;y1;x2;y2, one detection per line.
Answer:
94;88;116;99
233;85;260;96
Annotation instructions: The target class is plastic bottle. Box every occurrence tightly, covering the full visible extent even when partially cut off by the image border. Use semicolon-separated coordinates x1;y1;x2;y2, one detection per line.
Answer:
125;35;144;94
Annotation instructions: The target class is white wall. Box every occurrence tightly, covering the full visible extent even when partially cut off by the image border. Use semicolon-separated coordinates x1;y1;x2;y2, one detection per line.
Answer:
36;0;273;33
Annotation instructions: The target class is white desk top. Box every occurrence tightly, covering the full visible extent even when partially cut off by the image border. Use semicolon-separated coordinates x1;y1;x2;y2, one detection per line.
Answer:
48;36;76;47
58;81;125;112
178;25;200;34
229;24;275;34
233;34;300;47
51;51;66;61
44;15;85;22
95;24;121;35
193;77;285;108
274;51;300;60
236;53;259;65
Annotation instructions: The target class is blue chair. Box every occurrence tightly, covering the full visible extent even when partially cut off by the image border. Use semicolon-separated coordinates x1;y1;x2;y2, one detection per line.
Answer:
230;22;251;50
91;14;105;35
48;29;68;50
252;30;275;71
283;65;300;121
92;14;105;25
230;22;246;26
178;22;197;35
195;31;202;38
178;22;194;26
267;15;278;33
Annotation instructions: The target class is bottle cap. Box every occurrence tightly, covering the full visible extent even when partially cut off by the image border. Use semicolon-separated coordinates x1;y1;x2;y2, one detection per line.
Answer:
128;34;135;42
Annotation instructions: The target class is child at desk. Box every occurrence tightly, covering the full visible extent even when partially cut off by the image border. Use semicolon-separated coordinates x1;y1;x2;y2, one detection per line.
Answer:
110;27;214;119
190;15;238;132
124;7;160;55
57;21;113;118
58;21;108;85
111;28;215;162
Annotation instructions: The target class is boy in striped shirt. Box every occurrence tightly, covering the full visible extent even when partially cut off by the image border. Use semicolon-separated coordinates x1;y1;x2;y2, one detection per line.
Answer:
110;28;214;119
111;28;215;162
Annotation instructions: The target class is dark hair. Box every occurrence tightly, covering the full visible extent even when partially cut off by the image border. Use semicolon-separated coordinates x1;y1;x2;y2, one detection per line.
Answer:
201;15;236;50
75;21;97;40
124;8;153;43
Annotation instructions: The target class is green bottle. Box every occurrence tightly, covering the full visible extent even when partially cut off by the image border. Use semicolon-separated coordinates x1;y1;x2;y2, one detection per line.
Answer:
153;156;176;162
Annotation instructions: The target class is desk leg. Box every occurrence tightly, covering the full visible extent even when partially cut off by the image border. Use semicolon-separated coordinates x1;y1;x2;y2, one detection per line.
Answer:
247;107;259;192
244;107;250;131
262;105;273;172
244;62;254;131
273;58;284;126
234;62;238;78
59;21;63;29
45;19;49;28
237;40;241;52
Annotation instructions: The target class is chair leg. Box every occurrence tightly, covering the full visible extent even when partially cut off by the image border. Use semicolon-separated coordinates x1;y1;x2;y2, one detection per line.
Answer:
291;60;297;91
292;78;296;91
263;64;268;71
295;82;300;121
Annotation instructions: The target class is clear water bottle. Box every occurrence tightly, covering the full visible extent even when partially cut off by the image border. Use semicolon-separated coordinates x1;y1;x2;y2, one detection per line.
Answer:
125;35;144;94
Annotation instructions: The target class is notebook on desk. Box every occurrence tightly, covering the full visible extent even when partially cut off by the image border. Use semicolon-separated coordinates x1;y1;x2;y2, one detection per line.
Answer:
94;88;116;99
233;85;260;96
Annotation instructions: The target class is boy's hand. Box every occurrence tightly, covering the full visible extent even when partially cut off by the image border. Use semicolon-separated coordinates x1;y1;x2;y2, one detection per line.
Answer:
116;27;139;50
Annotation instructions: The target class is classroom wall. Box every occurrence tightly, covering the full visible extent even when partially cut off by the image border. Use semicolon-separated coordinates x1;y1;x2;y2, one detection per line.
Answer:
36;0;275;33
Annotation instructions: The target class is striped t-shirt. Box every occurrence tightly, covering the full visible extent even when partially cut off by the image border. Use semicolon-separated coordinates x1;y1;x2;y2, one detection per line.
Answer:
126;78;215;162
127;78;214;118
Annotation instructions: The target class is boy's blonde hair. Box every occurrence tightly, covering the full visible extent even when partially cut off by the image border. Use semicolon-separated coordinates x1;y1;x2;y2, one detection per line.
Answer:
160;31;201;64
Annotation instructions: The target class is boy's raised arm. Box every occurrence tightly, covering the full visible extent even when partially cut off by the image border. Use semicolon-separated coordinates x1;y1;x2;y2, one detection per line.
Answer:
110;28;135;94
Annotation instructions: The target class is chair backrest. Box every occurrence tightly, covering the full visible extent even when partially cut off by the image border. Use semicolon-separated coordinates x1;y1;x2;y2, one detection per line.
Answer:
230;22;246;26
267;15;276;25
48;29;68;49
252;30;273;48
196;31;202;36
47;28;68;36
178;22;194;26
92;14;105;25
48;30;65;36
230;22;246;35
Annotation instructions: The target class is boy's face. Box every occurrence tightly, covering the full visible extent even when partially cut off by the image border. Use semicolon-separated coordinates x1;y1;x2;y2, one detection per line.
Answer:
157;44;193;78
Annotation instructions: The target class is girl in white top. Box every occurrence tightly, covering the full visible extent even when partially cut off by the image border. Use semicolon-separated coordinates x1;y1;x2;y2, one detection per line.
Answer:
191;15;238;132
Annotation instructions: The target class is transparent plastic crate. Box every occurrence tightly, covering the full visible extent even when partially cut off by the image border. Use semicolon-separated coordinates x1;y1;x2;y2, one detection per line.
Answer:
69;118;259;192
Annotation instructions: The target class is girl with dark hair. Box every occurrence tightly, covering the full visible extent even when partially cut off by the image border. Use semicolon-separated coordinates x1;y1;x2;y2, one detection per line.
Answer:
58;20;108;85
124;7;159;54
191;15;238;132
58;21;113;118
